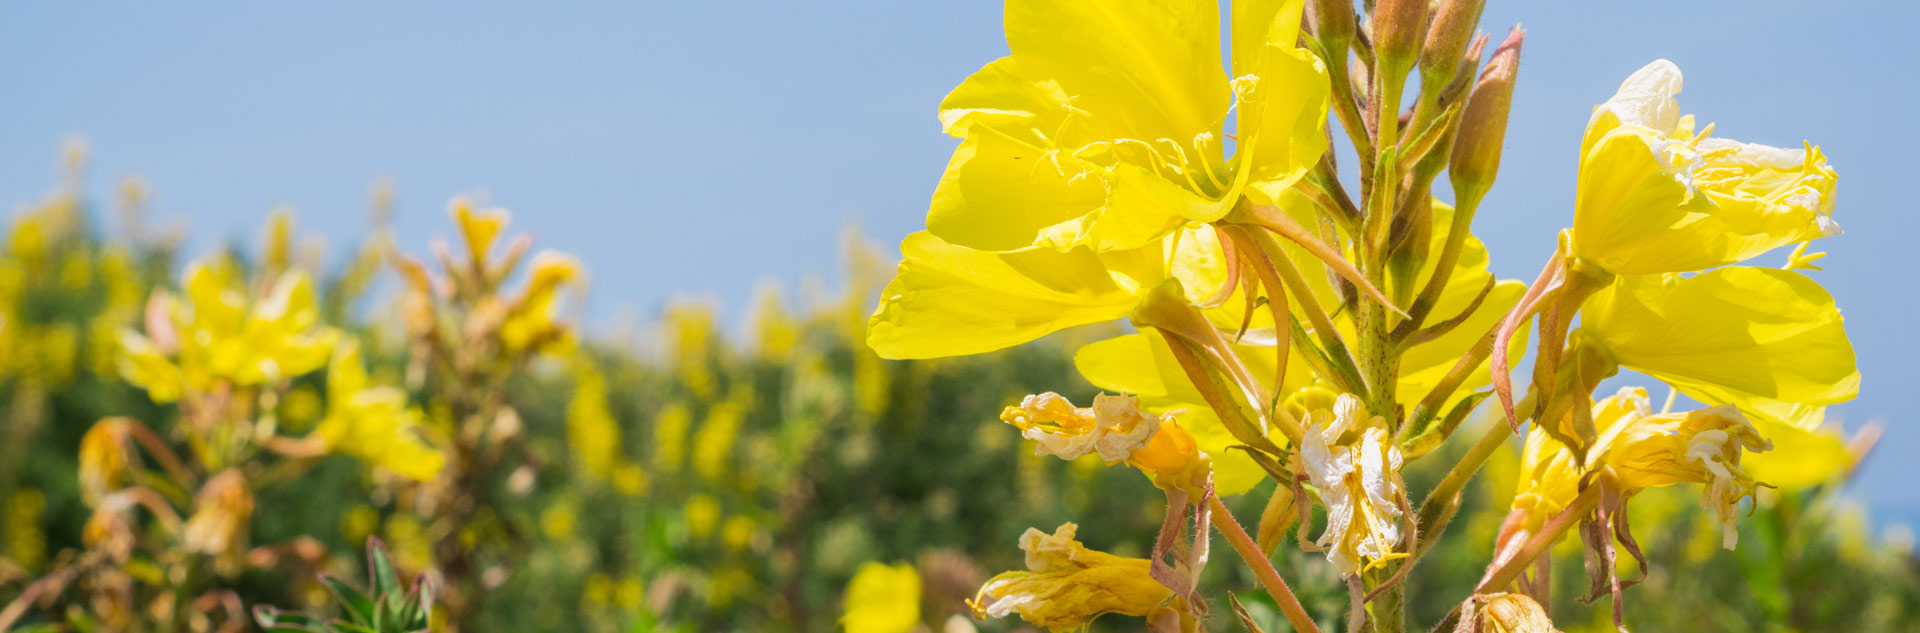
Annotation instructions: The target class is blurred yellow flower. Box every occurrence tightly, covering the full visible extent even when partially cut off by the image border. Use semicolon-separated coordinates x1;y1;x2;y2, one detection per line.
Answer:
119;258;339;402
842;562;921;633
313;340;444;482
499;251;581;356
1571;60;1838;275
566;359;622;482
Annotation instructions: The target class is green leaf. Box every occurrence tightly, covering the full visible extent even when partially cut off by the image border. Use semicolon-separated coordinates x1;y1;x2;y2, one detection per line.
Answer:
253;606;328;633
320;575;377;625
367;537;401;599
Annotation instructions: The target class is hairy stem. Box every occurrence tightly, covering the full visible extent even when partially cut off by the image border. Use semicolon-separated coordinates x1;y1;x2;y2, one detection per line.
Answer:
1209;495;1323;633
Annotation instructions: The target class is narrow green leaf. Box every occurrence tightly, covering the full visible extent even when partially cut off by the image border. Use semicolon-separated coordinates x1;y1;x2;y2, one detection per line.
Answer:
320;575;377;625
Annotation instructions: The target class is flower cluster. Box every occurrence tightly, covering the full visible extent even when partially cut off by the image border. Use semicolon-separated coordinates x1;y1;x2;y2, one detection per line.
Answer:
862;0;1862;631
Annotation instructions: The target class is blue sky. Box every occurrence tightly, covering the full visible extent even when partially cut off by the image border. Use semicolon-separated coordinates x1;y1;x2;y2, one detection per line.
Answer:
3;1;1916;526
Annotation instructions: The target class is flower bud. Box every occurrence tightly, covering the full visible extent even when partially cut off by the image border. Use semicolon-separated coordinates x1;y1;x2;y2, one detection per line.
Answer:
1309;0;1355;58
1370;0;1428;73
1449;26;1524;208
1256;480;1298;556
1419;0;1485;93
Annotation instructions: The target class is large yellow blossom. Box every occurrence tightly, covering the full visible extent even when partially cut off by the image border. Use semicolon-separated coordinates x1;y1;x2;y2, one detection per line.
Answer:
313;341;444;482
119;258;339;402
932;0;1328;254
971;523;1181;632
1579;266;1856;429
1571;59;1839;275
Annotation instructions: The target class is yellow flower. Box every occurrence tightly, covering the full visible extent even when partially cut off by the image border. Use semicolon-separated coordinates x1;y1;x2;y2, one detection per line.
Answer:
118;258;339;402
452;197;511;267
1579;266;1856;429
1001;392;1211;496
685;494;720;543
1603;401;1769;548
1571;60;1839;275
313;341;445;481
1300;393;1407;575
931;0;1327;254
567;359;622;482
499;251;582;356
842;562;921;633
1512;387;1811;549
971;523;1177;632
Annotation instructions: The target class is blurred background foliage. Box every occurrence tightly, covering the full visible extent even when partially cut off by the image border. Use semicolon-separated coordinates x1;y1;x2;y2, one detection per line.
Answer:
0;147;1916;632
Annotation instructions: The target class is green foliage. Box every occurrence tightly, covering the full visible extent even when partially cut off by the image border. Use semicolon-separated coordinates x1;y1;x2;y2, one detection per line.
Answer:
254;539;432;633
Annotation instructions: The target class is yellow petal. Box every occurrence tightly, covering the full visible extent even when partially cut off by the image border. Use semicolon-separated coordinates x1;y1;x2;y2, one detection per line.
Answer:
1582;267;1857;429
866;232;1137;359
1231;0;1330;205
1744;418;1849;489
1003;0;1227;151
1572;60;1839;275
924;125;1106;252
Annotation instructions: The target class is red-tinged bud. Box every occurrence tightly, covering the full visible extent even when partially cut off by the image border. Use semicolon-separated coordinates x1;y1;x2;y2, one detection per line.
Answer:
1420;0;1486;94
1449;25;1524;209
1371;0;1428;75
1309;0;1354;61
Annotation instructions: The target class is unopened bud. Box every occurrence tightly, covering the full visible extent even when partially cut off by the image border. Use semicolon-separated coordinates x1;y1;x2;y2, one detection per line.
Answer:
1309;0;1355;59
1255;481;1297;555
1449;25;1524;208
1371;0;1428;73
1420;0;1485;93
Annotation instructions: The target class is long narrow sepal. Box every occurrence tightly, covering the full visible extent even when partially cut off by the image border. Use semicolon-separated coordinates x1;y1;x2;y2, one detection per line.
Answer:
1232;202;1407;318
1489;244;1567;431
